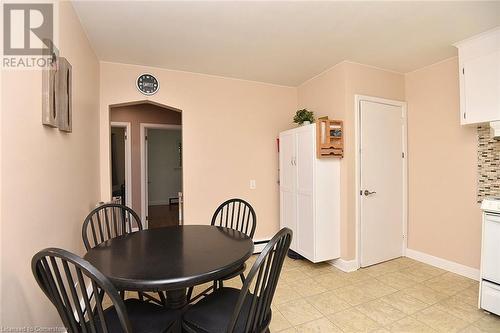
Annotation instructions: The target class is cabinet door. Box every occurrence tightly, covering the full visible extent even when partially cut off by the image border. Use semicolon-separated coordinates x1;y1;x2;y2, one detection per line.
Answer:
461;51;500;124
279;133;296;193
296;129;315;260
279;132;297;250
280;190;297;251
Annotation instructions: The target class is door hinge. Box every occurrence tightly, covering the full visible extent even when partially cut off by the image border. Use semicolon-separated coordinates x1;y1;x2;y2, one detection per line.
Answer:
462;67;465;75
464;112;466;120
402;152;405;158
145;135;148;141
125;134;127;140
146;216;149;220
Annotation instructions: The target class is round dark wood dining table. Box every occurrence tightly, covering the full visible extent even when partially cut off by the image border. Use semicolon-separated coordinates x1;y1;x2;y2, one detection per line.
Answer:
83;225;254;310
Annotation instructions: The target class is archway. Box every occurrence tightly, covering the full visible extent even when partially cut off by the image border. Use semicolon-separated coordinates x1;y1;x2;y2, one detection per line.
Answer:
108;100;183;228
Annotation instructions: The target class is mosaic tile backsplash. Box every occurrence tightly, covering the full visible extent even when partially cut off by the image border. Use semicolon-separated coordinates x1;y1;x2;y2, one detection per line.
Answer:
478;125;500;202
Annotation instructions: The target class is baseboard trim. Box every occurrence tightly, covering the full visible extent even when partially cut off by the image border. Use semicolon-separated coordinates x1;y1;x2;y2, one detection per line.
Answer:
254;240;269;254
329;258;359;272
405;248;479;281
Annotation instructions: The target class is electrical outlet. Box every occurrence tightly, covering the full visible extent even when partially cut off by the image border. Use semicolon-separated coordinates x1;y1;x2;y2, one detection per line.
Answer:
250;180;256;189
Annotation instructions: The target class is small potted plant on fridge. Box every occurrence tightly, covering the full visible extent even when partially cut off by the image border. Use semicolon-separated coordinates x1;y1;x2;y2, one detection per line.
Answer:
293;109;315;126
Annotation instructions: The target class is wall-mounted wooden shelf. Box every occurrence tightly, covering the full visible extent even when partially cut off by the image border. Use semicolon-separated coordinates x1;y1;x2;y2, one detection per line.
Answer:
316;117;344;158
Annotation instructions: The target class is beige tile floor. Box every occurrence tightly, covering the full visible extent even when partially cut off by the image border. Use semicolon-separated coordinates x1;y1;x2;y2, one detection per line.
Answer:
111;255;500;332
199;255;500;333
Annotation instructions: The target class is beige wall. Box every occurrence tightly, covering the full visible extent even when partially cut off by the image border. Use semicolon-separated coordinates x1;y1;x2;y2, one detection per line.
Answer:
110;103;182;215
405;57;481;269
101;58;481;269
100;63;297;240
298;61;405;260
1;1;100;327
298;58;481;268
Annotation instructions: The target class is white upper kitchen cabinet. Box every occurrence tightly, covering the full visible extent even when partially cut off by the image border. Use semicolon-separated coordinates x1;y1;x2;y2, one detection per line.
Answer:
454;27;500;125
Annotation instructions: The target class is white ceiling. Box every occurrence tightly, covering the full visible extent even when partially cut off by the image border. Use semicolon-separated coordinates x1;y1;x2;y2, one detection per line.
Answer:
72;1;500;86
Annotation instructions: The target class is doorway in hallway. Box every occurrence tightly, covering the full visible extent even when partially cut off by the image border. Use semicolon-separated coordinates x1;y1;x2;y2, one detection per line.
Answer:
144;126;182;228
109;101;183;228
110;122;131;207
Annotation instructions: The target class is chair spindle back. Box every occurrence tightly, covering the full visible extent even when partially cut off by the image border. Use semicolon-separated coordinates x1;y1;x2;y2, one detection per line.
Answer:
211;199;256;238
228;227;292;333
82;203;142;250
32;248;132;333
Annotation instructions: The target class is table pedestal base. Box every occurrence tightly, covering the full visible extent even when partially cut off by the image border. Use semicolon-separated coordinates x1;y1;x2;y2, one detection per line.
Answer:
166;288;187;333
166;288;187;309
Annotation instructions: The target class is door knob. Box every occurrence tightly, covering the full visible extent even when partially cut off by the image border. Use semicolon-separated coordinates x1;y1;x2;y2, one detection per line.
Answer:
364;190;376;196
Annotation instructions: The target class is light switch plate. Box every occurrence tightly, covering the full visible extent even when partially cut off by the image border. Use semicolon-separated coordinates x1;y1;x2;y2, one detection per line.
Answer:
250;180;256;189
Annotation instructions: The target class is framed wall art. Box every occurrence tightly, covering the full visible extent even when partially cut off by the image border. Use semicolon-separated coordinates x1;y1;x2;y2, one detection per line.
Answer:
42;55;58;127
56;57;72;132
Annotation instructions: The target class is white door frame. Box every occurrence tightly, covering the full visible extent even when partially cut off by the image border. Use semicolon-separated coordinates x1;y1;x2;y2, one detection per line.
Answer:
354;95;408;268
110;121;132;207
140;123;182;228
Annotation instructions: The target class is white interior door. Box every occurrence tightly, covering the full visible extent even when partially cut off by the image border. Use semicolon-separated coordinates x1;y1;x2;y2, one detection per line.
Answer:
360;100;405;267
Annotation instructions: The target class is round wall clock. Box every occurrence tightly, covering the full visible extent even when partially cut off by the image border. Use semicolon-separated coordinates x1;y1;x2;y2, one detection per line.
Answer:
136;74;159;95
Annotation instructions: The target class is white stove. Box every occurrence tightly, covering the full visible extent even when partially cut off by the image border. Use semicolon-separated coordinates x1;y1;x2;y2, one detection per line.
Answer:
480;197;500;315
481;197;500;213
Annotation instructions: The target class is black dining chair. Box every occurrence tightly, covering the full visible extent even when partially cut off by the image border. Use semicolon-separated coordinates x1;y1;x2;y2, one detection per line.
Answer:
32;248;179;333
82;203;142;251
212;199;256;284
187;199;257;302
182;227;292;333
82;203;164;305
211;199;257;238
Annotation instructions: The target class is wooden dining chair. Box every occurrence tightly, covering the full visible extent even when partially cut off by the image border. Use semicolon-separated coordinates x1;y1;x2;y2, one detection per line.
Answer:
187;198;257;302
182;227;292;333
82;203;142;251
82;203;164;305
32;248;179;333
